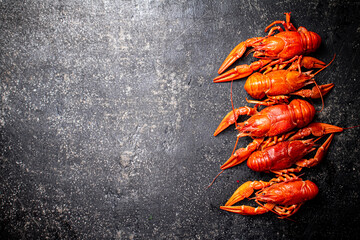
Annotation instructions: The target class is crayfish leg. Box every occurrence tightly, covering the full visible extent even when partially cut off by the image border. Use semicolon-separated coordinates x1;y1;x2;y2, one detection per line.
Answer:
246;95;289;107
274;203;303;219
266;26;284;36
269;173;300;184
262;63;288;74
271;167;303;175
259;131;295;150
259;56;299;72
264;12;296;33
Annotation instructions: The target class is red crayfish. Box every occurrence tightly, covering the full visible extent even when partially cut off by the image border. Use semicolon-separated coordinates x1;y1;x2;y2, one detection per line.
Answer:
215;12;322;81
215;56;335;111
221;122;344;171
243;56;334;107
220;174;318;219
214;99;315;137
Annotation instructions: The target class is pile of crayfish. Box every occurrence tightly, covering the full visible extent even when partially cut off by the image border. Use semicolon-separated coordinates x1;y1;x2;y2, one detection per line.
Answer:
211;13;345;219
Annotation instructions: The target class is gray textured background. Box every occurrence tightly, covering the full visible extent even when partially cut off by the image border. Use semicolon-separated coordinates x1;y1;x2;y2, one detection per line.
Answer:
1;0;360;239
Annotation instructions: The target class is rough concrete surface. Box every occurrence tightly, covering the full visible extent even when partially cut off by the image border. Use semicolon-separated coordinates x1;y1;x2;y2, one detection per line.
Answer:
1;0;360;239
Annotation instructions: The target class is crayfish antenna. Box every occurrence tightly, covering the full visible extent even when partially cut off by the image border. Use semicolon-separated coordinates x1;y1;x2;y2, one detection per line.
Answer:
311;54;336;112
206;170;224;189
207;134;241;188
314;80;325;113
230;80;238;129
343;124;360;130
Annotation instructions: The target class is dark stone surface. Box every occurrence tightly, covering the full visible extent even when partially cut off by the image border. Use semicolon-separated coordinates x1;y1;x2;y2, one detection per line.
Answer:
1;0;360;239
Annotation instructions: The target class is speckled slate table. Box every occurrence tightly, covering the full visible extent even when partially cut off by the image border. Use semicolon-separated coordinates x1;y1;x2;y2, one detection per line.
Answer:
1;0;360;239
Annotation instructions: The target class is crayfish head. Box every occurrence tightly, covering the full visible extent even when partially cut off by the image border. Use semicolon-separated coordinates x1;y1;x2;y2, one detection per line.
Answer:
253;37;285;58
256;187;284;204
237;115;271;138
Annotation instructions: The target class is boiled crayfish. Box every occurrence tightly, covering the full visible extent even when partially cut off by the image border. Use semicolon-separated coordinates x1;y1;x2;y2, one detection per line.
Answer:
214;99;315;137
215;12;322;81
243;57;335;106
221;123;344;171
214;56;326;84
246;134;334;174
220;174;318;219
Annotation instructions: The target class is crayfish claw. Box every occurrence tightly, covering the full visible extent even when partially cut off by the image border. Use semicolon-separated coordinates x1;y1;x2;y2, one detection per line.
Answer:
311;83;334;98
289;122;343;141
214;107;257;136
317;123;344;135
217;42;246;75
214;65;253;82
225;180;271;206
218;37;264;74
291;83;334;99
215;59;273;82
300;56;326;69
213;110;238;136
224;181;254;206
220;205;270;215
296;134;335;168
220;138;263;170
